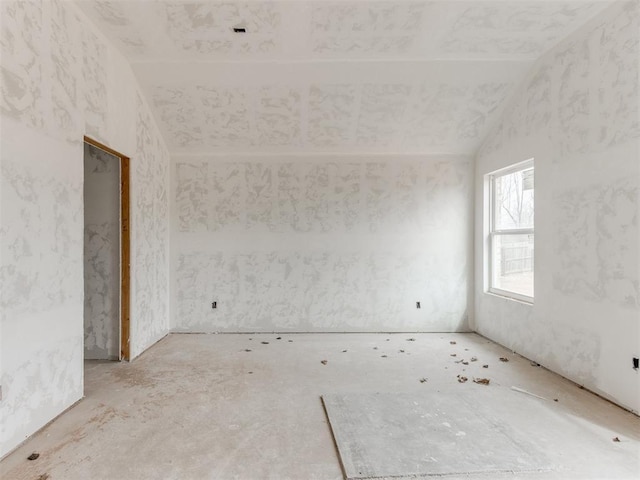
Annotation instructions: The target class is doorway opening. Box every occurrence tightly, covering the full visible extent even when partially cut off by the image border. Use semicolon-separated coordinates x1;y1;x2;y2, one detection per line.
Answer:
83;136;130;361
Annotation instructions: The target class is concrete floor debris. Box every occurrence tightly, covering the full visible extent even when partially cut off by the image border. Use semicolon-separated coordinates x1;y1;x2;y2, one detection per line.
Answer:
2;333;638;480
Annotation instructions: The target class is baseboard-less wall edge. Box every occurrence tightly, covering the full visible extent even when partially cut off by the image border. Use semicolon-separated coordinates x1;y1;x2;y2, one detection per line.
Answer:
0;398;84;462
0;331;171;460
129;331;171;362
168;330;475;335
473;332;639;417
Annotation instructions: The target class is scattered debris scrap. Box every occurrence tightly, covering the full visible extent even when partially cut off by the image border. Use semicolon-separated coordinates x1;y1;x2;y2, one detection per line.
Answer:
342;350;347;353
450;341;457;345
420;378;428;383
381;355;387;358
554;398;559;402
399;349;405;353
473;378;490;385
407;338;415;342
499;357;509;362
248;371;253;374
457;375;468;383
321;360;328;365
276;337;282;340
373;347;378;350
470;357;478;362
27;453;40;461
530;361;540;367
450;353;457;357
288;340;293;342
244;349;252;352
613;436;621;442
261;341;269;345
38;474;50;480
462;361;469;365
482;364;489;368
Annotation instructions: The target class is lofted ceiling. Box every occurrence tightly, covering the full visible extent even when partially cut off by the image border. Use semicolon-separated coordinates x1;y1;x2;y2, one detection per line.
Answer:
75;0;613;155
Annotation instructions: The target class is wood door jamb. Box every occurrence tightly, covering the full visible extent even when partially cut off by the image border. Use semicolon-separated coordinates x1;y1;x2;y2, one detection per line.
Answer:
83;136;131;361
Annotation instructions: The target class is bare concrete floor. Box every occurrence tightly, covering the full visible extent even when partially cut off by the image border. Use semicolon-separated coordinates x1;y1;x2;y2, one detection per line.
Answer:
1;333;639;480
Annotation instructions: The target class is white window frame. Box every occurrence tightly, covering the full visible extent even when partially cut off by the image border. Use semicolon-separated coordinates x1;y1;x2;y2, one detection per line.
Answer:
487;159;534;303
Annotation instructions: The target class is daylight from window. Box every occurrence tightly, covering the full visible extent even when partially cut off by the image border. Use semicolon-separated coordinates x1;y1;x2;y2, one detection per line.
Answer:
490;162;534;301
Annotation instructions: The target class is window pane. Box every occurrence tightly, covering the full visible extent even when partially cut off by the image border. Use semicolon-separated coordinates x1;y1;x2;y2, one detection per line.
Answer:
494;168;534;230
492;233;534;298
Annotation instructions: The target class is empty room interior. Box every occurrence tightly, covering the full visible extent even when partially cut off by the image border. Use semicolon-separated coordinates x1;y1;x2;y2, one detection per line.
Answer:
1;0;639;479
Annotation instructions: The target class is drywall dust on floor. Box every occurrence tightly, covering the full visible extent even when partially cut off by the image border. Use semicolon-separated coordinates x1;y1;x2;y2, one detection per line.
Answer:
1;333;639;480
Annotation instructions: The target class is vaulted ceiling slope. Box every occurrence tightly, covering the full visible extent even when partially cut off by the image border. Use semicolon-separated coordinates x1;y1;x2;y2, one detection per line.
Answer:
75;0;613;155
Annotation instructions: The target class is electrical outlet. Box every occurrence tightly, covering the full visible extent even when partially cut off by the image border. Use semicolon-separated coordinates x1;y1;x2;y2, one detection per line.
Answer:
212;301;217;309
416;302;421;309
633;357;639;370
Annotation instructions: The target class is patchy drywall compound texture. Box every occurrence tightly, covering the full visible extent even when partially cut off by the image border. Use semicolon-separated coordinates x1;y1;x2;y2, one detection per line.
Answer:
146;75;518;155
308;85;357;147
0;0;44;130
356;84;410;147
475;1;639;412
556;37;591;155
404;82;510;149
131;92;170;358
84;222;119;357
175;249;468;332
173;156;471;332
554;178;639;307
50;0;82;142
310;2;425;55
152;86;203;148
480;1;639;308
596;5;640;147
0;156;83;316
1;0;170;456
0;335;82;453
0;133;84;457
83;144;120;360
77;0;611;63
489;1;639;158
176;162;208;232
165;2;280;55
199;86;252;147
256;86;301;146
439;1;605;56
210;163;244;231
81;26;108;139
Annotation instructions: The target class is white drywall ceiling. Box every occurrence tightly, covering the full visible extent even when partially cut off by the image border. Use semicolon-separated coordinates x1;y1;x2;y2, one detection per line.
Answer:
75;0;612;155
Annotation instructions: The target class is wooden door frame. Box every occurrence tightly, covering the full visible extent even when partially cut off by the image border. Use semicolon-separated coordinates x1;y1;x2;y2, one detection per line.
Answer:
83;136;131;361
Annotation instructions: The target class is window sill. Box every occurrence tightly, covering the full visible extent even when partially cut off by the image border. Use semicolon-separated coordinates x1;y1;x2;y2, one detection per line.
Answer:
485;290;534;306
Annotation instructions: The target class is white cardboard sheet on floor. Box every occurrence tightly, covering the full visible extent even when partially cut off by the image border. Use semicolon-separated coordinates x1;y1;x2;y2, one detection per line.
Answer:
322;389;552;479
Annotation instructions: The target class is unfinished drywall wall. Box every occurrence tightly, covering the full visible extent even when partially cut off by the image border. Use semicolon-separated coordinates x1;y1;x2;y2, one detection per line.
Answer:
83;143;120;360
474;1;639;413
0;0;169;457
172;154;472;332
